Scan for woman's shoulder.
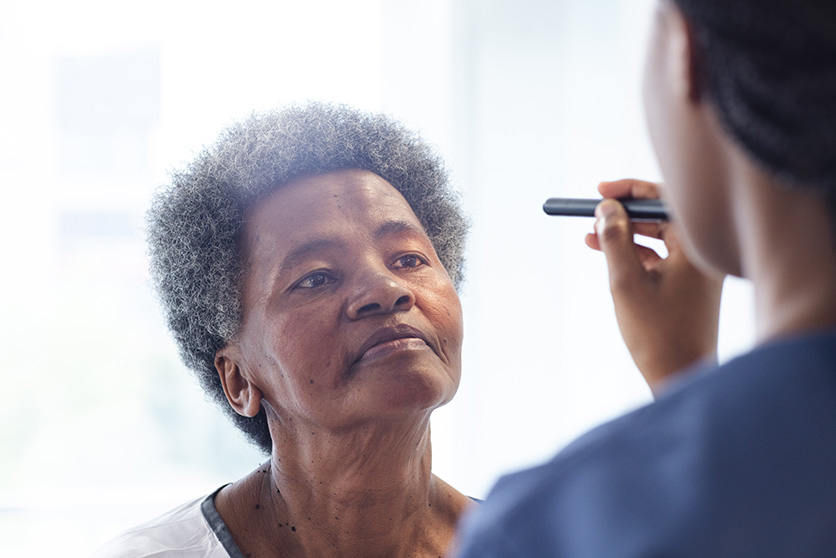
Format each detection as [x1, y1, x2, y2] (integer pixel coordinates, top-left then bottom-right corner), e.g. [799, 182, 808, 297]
[90, 488, 232, 558]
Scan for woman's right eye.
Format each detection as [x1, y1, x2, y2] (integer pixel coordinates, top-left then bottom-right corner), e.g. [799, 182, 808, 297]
[294, 271, 336, 289]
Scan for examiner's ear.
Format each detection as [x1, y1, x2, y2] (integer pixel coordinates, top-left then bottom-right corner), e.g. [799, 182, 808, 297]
[665, 0, 705, 103]
[215, 347, 262, 418]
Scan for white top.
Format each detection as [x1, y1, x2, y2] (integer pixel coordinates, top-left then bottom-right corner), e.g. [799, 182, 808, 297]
[92, 487, 244, 558]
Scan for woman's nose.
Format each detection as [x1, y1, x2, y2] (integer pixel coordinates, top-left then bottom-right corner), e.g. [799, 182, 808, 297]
[345, 272, 415, 319]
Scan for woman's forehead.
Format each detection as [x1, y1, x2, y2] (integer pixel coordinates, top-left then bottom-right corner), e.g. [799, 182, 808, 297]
[243, 169, 426, 255]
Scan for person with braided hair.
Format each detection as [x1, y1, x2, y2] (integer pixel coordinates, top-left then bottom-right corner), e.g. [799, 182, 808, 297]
[456, 0, 836, 556]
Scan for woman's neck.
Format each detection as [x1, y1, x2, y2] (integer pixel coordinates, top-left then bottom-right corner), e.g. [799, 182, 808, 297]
[216, 417, 470, 557]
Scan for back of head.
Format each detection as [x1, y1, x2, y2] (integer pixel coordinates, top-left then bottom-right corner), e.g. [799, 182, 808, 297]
[672, 0, 836, 196]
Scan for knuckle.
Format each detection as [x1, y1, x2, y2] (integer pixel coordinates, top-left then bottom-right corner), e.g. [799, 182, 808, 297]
[600, 218, 631, 244]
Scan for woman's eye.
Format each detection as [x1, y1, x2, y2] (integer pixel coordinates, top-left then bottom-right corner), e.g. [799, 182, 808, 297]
[393, 254, 426, 269]
[295, 271, 336, 289]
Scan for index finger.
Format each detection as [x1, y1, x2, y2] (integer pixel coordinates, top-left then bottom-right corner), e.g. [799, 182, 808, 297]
[598, 179, 661, 200]
[633, 221, 667, 240]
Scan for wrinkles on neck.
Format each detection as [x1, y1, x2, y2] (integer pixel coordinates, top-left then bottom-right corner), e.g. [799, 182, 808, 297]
[216, 413, 471, 558]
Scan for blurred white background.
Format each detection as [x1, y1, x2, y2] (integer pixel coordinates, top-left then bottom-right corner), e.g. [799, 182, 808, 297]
[0, 0, 755, 555]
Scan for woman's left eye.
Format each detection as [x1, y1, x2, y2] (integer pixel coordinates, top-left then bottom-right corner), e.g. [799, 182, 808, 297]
[295, 271, 336, 289]
[393, 254, 426, 269]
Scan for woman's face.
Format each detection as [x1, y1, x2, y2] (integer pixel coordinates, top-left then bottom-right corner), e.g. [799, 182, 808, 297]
[224, 169, 463, 431]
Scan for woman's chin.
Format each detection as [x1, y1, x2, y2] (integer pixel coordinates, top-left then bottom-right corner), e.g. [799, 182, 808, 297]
[343, 370, 458, 423]
[268, 358, 461, 432]
[376, 375, 456, 412]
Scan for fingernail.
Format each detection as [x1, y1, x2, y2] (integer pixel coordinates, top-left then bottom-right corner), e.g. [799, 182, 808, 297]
[595, 199, 619, 219]
[594, 200, 620, 236]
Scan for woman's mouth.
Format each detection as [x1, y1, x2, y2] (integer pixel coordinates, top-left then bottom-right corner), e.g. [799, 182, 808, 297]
[359, 337, 430, 362]
[354, 325, 435, 365]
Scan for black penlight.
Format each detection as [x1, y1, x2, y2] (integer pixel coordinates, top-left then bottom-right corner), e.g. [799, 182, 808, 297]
[543, 198, 669, 221]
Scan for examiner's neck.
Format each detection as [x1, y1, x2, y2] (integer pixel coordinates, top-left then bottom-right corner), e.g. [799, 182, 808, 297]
[736, 169, 836, 343]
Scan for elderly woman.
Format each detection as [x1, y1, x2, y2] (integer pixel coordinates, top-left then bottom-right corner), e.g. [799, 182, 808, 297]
[94, 103, 472, 557]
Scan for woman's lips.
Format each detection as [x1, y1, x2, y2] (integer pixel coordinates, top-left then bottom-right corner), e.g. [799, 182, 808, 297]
[353, 325, 435, 367]
[359, 337, 430, 362]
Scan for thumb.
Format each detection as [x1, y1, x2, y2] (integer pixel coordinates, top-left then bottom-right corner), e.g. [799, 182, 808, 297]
[595, 199, 645, 293]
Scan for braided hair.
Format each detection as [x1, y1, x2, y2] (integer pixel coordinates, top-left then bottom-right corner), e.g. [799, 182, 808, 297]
[671, 0, 836, 202]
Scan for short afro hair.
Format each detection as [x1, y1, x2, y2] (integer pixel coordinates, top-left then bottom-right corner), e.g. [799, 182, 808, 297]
[147, 103, 468, 454]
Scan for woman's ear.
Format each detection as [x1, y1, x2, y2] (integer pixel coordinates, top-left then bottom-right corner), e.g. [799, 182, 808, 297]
[215, 346, 262, 418]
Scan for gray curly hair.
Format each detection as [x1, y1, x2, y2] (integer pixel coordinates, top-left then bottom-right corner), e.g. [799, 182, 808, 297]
[147, 103, 468, 454]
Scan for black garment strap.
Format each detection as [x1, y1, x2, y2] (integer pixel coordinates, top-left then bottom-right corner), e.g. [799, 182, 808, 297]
[200, 485, 248, 558]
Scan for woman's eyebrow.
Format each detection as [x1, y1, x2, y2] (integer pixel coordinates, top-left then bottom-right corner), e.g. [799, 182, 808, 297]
[274, 222, 425, 277]
[277, 238, 342, 275]
[374, 220, 425, 240]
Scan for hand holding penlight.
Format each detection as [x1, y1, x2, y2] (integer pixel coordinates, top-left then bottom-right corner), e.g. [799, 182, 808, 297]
[543, 197, 669, 221]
